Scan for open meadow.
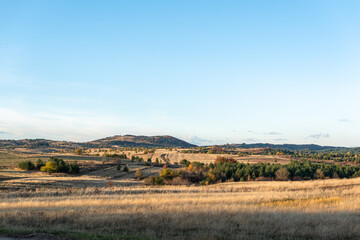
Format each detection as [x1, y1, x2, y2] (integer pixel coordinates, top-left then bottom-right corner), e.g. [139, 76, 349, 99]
[2, 178, 360, 239]
[2, 0, 359, 239]
[2, 147, 360, 239]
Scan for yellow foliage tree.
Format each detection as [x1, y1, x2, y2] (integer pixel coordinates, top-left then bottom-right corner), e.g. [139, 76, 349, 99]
[40, 161, 58, 173]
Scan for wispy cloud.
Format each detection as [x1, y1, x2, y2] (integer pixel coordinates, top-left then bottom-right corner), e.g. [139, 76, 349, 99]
[273, 138, 288, 141]
[308, 133, 330, 139]
[0, 131, 10, 134]
[243, 138, 260, 143]
[265, 132, 282, 135]
[184, 135, 213, 146]
[339, 118, 351, 123]
[247, 130, 282, 135]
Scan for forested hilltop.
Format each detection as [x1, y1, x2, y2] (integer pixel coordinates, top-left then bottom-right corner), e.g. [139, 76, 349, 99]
[0, 136, 357, 153]
[0, 135, 196, 149]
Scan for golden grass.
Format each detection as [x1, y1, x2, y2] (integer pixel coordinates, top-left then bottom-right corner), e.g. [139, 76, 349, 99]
[127, 149, 290, 164]
[260, 196, 342, 208]
[2, 178, 360, 239]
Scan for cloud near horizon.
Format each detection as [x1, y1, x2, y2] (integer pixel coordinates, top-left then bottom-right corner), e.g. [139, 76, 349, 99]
[265, 132, 282, 135]
[308, 133, 330, 139]
[184, 136, 213, 146]
[242, 138, 260, 143]
[273, 138, 288, 141]
[339, 119, 351, 123]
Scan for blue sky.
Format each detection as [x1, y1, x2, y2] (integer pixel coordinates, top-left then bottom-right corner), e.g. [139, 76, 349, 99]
[1, 0, 360, 146]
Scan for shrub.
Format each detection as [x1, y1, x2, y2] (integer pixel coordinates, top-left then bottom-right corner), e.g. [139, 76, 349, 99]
[75, 148, 83, 155]
[314, 169, 325, 179]
[116, 163, 121, 170]
[41, 161, 59, 173]
[153, 176, 164, 185]
[143, 176, 164, 185]
[123, 166, 129, 172]
[188, 161, 204, 171]
[276, 168, 290, 181]
[18, 161, 35, 170]
[180, 170, 204, 183]
[135, 169, 144, 180]
[40, 157, 79, 174]
[69, 161, 80, 174]
[180, 159, 191, 167]
[215, 156, 237, 164]
[144, 176, 154, 185]
[35, 159, 45, 170]
[164, 177, 192, 185]
[159, 168, 178, 180]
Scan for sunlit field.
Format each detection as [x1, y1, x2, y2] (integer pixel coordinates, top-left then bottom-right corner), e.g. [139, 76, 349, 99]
[2, 0, 360, 239]
[2, 147, 360, 239]
[2, 178, 360, 239]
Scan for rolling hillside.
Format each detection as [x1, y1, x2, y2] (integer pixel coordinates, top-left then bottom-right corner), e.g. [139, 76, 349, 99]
[0, 135, 197, 149]
[84, 135, 197, 148]
[0, 135, 354, 151]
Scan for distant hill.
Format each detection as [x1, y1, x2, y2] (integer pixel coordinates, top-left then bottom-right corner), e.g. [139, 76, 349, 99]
[0, 136, 353, 151]
[217, 143, 346, 151]
[0, 139, 77, 149]
[84, 135, 197, 148]
[0, 135, 197, 149]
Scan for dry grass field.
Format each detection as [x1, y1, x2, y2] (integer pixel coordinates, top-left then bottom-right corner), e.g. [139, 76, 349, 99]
[127, 148, 291, 164]
[2, 148, 360, 239]
[2, 178, 360, 239]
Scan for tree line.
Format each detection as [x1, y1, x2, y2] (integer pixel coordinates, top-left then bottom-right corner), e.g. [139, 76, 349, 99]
[18, 157, 80, 174]
[145, 157, 360, 185]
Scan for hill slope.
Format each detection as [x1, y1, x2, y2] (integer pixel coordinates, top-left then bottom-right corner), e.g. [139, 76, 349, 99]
[0, 136, 353, 151]
[84, 135, 197, 148]
[0, 135, 197, 149]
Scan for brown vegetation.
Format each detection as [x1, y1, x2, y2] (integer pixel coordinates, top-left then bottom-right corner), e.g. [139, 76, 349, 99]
[1, 179, 360, 239]
[2, 147, 360, 239]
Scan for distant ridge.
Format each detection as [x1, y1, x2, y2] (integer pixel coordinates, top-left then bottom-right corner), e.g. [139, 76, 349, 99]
[84, 135, 197, 148]
[216, 143, 346, 151]
[0, 135, 197, 149]
[0, 136, 354, 151]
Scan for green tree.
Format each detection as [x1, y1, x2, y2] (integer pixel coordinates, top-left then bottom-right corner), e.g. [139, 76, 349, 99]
[35, 159, 45, 170]
[18, 161, 35, 170]
[69, 161, 80, 173]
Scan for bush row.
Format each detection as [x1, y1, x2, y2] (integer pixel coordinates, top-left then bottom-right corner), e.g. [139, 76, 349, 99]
[145, 157, 360, 185]
[18, 157, 80, 174]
